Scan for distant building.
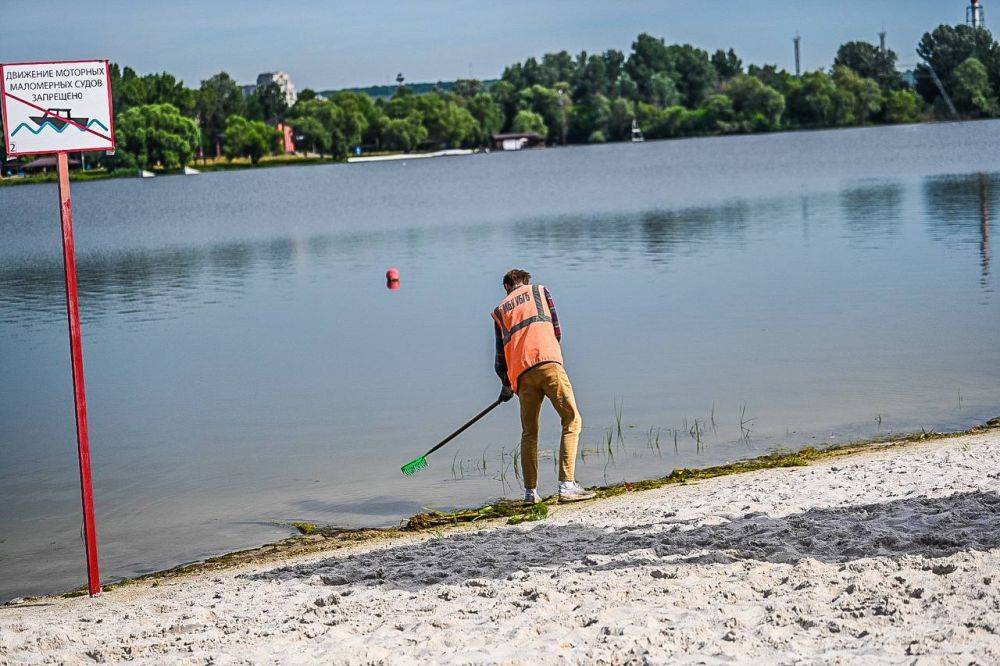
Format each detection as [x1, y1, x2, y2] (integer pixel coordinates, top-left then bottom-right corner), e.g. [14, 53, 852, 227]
[258, 72, 297, 107]
[491, 132, 545, 151]
[240, 71, 298, 107]
[275, 122, 296, 154]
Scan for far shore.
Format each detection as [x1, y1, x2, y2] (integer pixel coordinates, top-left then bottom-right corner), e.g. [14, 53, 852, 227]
[2, 117, 994, 188]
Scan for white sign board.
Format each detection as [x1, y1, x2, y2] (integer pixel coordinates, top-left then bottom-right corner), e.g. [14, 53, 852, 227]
[1, 59, 115, 157]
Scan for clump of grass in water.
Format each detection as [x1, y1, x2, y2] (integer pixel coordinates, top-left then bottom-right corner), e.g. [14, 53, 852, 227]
[646, 426, 662, 456]
[497, 447, 510, 492]
[739, 402, 755, 448]
[689, 419, 703, 452]
[614, 397, 625, 450]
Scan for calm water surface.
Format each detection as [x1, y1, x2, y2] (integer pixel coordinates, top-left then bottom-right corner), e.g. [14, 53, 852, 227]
[1, 121, 998, 600]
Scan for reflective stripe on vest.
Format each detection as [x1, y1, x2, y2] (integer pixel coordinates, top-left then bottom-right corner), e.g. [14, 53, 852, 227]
[492, 284, 563, 392]
[494, 285, 551, 346]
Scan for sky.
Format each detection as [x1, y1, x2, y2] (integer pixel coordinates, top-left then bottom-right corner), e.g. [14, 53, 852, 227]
[1, 1, 989, 91]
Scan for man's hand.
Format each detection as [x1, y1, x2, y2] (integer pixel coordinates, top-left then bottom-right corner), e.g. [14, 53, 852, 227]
[499, 385, 515, 403]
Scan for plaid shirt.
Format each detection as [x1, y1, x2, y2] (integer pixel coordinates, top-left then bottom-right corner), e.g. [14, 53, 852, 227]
[494, 286, 560, 387]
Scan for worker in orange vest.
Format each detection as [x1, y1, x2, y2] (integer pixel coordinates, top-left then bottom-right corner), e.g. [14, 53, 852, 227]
[492, 269, 595, 503]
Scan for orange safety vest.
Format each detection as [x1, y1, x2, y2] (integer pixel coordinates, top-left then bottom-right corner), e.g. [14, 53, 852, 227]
[492, 284, 563, 393]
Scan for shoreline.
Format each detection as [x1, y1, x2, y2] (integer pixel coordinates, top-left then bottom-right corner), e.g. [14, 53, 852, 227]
[2, 117, 992, 189]
[14, 416, 998, 604]
[3, 418, 999, 662]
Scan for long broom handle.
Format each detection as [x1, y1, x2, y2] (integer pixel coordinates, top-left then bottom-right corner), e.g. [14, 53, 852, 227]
[421, 398, 503, 458]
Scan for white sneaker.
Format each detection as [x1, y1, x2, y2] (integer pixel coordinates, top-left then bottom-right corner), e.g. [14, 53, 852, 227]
[558, 481, 595, 502]
[524, 489, 542, 504]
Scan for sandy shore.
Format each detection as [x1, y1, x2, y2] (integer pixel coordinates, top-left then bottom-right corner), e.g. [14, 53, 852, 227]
[2, 430, 1000, 664]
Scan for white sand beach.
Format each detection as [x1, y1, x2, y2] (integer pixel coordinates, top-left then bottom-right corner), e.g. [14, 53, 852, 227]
[2, 429, 1000, 664]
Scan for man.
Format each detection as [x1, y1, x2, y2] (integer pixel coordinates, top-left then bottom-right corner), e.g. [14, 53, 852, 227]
[492, 269, 595, 503]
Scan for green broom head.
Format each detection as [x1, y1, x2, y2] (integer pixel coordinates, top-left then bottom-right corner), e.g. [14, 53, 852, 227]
[401, 455, 428, 476]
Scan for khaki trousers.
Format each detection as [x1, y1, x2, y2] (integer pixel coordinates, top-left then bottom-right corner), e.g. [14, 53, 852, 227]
[518, 362, 582, 488]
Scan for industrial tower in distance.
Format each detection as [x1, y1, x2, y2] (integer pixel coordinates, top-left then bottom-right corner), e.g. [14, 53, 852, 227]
[968, 0, 985, 28]
[793, 33, 801, 76]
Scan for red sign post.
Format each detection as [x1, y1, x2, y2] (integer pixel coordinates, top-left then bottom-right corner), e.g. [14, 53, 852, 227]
[2, 60, 116, 597]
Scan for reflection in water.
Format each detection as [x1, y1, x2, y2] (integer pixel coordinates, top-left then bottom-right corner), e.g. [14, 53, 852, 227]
[980, 173, 992, 287]
[840, 181, 904, 245]
[923, 172, 998, 292]
[0, 200, 780, 323]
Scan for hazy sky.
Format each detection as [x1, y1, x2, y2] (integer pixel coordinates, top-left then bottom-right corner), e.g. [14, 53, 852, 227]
[2, 1, 987, 90]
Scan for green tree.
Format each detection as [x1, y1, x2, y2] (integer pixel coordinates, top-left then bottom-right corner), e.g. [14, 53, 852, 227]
[625, 36, 716, 107]
[330, 91, 382, 146]
[518, 84, 569, 143]
[723, 75, 785, 130]
[110, 65, 196, 117]
[834, 41, 904, 89]
[196, 72, 245, 157]
[287, 97, 368, 157]
[381, 113, 428, 152]
[649, 72, 682, 107]
[452, 79, 484, 98]
[113, 103, 200, 170]
[952, 56, 998, 116]
[664, 43, 718, 107]
[287, 115, 330, 155]
[511, 109, 548, 136]
[711, 48, 743, 80]
[607, 98, 636, 141]
[645, 105, 699, 139]
[246, 82, 288, 123]
[223, 115, 280, 165]
[700, 94, 736, 132]
[881, 89, 923, 123]
[297, 89, 319, 103]
[573, 52, 610, 99]
[748, 64, 795, 94]
[489, 80, 520, 131]
[466, 92, 504, 145]
[385, 91, 475, 146]
[0, 117, 7, 166]
[569, 93, 611, 143]
[625, 33, 674, 103]
[785, 71, 838, 127]
[915, 24, 1000, 105]
[832, 66, 883, 125]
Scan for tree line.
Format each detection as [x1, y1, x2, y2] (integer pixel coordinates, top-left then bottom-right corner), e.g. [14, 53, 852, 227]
[3, 23, 1000, 171]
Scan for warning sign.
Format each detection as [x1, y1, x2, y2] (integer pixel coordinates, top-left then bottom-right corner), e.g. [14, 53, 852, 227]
[1, 59, 115, 157]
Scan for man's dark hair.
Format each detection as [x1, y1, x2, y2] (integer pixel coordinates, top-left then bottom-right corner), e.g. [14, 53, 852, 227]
[503, 269, 531, 288]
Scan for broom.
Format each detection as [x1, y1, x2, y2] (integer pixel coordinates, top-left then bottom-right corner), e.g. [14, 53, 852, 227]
[401, 398, 503, 475]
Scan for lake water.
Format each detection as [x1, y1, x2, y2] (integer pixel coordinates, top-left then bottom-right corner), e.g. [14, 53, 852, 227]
[1, 121, 999, 601]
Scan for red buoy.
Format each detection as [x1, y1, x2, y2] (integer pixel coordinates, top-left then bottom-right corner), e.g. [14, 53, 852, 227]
[386, 267, 400, 282]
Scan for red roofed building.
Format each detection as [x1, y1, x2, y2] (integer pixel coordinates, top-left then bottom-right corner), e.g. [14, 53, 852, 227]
[276, 123, 296, 154]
